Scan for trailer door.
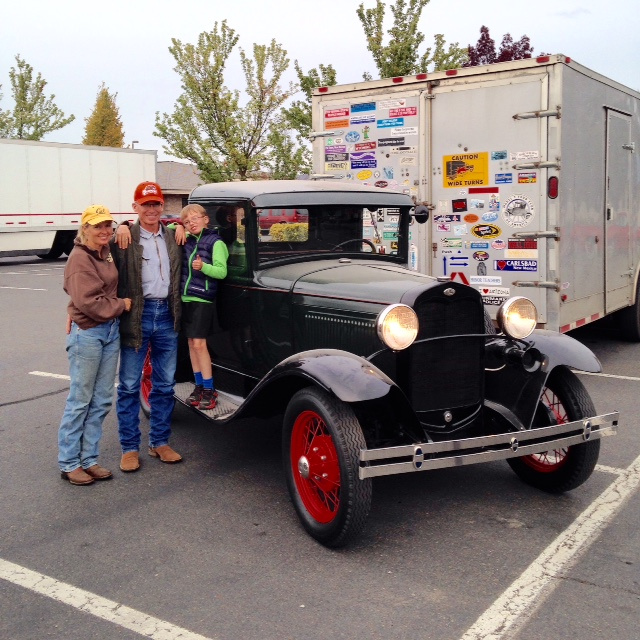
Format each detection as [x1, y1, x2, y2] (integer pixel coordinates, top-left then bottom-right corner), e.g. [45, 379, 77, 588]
[604, 109, 633, 313]
[428, 73, 548, 321]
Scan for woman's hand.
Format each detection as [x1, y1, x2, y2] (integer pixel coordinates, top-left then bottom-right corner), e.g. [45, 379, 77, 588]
[65, 315, 72, 334]
[123, 298, 132, 312]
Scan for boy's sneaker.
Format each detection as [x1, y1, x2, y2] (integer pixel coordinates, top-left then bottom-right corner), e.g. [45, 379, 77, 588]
[199, 389, 217, 410]
[187, 385, 204, 406]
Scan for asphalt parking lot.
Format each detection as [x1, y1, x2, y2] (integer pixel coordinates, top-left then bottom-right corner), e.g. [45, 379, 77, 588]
[1, 256, 638, 640]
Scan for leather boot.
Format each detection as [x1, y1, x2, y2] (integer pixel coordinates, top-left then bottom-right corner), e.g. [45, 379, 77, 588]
[61, 468, 94, 485]
[84, 464, 113, 480]
[120, 451, 140, 472]
[148, 445, 183, 463]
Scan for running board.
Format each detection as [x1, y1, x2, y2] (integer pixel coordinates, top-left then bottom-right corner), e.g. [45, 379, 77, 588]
[174, 382, 241, 421]
[359, 411, 619, 479]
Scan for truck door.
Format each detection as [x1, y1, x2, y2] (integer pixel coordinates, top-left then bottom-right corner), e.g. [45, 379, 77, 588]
[427, 73, 548, 322]
[604, 109, 633, 312]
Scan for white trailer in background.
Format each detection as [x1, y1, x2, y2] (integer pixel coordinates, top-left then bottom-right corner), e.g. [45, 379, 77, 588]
[0, 139, 156, 259]
[311, 55, 640, 339]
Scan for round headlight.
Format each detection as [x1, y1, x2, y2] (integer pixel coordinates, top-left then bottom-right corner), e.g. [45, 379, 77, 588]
[497, 296, 538, 339]
[376, 304, 419, 350]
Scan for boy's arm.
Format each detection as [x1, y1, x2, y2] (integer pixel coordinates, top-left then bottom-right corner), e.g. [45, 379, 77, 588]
[200, 241, 229, 280]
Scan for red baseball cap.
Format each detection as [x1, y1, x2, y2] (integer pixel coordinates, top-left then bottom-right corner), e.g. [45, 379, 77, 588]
[134, 181, 164, 204]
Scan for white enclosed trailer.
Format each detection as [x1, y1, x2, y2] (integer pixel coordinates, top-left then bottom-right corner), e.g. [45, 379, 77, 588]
[312, 55, 640, 339]
[0, 139, 156, 259]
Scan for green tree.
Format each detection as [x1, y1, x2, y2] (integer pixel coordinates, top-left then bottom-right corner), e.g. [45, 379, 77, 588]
[155, 21, 296, 181]
[280, 62, 338, 173]
[5, 55, 74, 140]
[356, 0, 466, 80]
[83, 83, 125, 147]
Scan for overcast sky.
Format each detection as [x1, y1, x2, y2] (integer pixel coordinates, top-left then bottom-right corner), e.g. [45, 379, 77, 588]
[2, 0, 638, 161]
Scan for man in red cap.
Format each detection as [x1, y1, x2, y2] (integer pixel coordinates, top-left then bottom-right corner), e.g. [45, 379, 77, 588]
[110, 182, 184, 472]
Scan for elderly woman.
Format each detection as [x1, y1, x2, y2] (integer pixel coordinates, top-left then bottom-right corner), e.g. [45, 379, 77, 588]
[58, 205, 132, 485]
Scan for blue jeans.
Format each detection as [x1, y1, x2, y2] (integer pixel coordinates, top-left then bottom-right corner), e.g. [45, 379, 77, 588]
[58, 319, 120, 472]
[117, 299, 178, 452]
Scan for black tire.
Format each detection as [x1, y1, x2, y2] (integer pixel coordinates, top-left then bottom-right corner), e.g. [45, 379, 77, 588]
[617, 278, 640, 341]
[62, 232, 76, 256]
[507, 366, 600, 493]
[37, 231, 70, 260]
[283, 387, 372, 547]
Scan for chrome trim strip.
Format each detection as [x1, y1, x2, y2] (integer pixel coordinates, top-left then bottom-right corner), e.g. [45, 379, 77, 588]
[358, 412, 618, 479]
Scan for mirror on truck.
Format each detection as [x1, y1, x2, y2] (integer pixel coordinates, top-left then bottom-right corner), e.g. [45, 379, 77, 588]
[412, 205, 430, 224]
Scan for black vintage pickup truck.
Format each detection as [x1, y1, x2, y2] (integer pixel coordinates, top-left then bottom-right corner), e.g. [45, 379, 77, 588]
[141, 180, 618, 547]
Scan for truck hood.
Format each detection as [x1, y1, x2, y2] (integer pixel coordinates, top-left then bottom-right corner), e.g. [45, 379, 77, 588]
[257, 259, 436, 305]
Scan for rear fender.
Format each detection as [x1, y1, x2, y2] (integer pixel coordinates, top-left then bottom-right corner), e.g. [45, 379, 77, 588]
[485, 330, 601, 430]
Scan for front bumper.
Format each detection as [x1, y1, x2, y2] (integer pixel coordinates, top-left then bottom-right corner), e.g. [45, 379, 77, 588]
[359, 411, 618, 479]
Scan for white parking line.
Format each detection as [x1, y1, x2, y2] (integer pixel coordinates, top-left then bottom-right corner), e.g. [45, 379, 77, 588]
[0, 286, 47, 291]
[460, 453, 640, 640]
[0, 559, 216, 640]
[29, 371, 70, 380]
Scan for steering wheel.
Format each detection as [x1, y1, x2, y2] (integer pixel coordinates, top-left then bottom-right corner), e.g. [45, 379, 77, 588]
[332, 239, 377, 253]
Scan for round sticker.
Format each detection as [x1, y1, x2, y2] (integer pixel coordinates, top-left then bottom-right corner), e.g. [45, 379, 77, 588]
[345, 131, 360, 143]
[357, 169, 373, 180]
[464, 214, 479, 223]
[503, 195, 534, 228]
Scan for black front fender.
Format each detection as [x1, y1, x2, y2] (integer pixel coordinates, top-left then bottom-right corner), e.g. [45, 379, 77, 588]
[239, 349, 423, 443]
[273, 349, 396, 402]
[486, 330, 601, 430]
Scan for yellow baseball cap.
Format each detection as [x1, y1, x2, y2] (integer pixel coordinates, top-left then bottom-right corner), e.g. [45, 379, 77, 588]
[82, 205, 114, 226]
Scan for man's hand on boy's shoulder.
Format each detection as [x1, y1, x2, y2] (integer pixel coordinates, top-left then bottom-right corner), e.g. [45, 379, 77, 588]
[174, 224, 186, 245]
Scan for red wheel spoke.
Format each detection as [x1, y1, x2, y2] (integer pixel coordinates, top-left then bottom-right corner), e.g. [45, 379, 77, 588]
[291, 410, 342, 524]
[523, 387, 569, 472]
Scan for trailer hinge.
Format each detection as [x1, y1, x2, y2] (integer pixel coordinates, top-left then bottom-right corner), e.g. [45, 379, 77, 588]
[513, 280, 561, 292]
[512, 229, 560, 240]
[308, 173, 344, 180]
[622, 142, 635, 152]
[309, 130, 344, 140]
[512, 160, 561, 171]
[513, 106, 561, 120]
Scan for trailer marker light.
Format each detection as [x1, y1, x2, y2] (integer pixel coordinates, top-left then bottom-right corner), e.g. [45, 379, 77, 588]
[392, 76, 404, 83]
[565, 57, 571, 63]
[445, 69, 458, 76]
[536, 56, 550, 63]
[548, 176, 559, 199]
[415, 73, 428, 80]
[318, 86, 328, 93]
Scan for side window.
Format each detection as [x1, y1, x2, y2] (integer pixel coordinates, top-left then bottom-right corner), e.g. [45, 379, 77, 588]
[205, 205, 247, 277]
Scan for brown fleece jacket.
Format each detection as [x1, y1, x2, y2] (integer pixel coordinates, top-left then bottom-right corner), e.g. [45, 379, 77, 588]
[64, 237, 127, 329]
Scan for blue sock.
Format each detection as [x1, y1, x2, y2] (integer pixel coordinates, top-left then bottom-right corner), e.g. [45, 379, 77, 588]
[194, 372, 203, 386]
[203, 378, 213, 390]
